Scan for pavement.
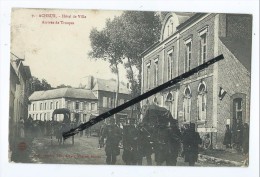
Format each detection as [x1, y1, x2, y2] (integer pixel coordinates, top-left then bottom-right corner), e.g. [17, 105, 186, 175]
[10, 135, 245, 167]
[198, 148, 247, 167]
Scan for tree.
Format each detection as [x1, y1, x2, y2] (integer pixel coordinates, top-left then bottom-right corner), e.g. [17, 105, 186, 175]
[56, 84, 72, 88]
[120, 11, 161, 116]
[89, 17, 124, 113]
[29, 76, 52, 95]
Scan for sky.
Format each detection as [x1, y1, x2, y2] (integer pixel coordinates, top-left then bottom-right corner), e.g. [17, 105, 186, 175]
[11, 8, 127, 87]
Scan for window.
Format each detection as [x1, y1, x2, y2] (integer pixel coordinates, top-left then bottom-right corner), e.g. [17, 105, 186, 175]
[44, 103, 47, 110]
[165, 93, 173, 114]
[56, 101, 59, 109]
[183, 86, 191, 122]
[153, 97, 158, 105]
[84, 102, 88, 110]
[119, 99, 124, 105]
[40, 103, 43, 110]
[44, 113, 47, 121]
[146, 61, 151, 89]
[167, 19, 174, 36]
[36, 114, 38, 120]
[110, 98, 114, 108]
[167, 49, 174, 80]
[33, 104, 35, 111]
[200, 33, 207, 64]
[107, 97, 111, 108]
[66, 101, 70, 109]
[75, 102, 79, 110]
[171, 21, 174, 35]
[91, 103, 96, 110]
[50, 102, 53, 110]
[197, 82, 207, 121]
[233, 98, 243, 121]
[83, 114, 87, 122]
[185, 42, 192, 72]
[154, 58, 158, 86]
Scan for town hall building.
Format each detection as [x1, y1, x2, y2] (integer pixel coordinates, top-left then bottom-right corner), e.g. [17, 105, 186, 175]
[141, 13, 252, 148]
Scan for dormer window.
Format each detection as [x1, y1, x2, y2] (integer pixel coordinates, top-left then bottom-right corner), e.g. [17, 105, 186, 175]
[162, 15, 178, 40]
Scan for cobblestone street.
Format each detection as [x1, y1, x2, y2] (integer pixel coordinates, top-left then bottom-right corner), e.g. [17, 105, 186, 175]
[12, 134, 239, 167]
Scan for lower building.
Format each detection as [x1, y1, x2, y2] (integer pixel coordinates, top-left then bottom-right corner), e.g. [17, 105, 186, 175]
[80, 76, 138, 125]
[28, 88, 98, 123]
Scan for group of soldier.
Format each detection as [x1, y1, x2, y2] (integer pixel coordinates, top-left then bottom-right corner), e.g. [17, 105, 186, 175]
[223, 119, 249, 155]
[98, 118, 202, 166]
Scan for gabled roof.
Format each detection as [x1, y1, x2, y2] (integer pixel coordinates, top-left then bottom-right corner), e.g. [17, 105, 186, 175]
[220, 37, 251, 72]
[92, 78, 131, 94]
[141, 12, 204, 57]
[29, 88, 97, 101]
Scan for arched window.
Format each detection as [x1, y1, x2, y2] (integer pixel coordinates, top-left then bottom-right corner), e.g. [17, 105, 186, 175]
[197, 82, 207, 121]
[183, 86, 191, 122]
[165, 92, 174, 114]
[153, 97, 158, 105]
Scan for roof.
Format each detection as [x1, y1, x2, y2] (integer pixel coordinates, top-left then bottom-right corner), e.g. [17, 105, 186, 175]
[141, 13, 205, 57]
[176, 13, 206, 30]
[220, 37, 251, 72]
[29, 88, 97, 101]
[92, 78, 131, 94]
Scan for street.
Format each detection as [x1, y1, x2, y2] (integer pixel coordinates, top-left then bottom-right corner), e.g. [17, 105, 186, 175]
[12, 134, 237, 167]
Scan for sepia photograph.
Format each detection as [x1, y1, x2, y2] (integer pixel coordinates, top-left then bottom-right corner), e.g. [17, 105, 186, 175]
[8, 8, 254, 168]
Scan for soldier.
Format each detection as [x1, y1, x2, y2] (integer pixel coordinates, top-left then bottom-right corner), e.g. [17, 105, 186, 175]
[183, 123, 202, 166]
[100, 118, 122, 165]
[19, 117, 25, 138]
[25, 115, 33, 138]
[138, 123, 153, 165]
[223, 125, 232, 148]
[122, 119, 142, 165]
[98, 122, 106, 149]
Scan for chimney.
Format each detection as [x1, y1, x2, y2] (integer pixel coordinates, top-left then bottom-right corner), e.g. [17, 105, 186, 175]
[85, 75, 94, 90]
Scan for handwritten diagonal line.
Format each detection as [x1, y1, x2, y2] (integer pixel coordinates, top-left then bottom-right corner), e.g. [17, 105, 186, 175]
[63, 54, 224, 139]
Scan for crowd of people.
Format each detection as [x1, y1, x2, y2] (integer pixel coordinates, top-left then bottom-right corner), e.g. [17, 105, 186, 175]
[99, 118, 203, 166]
[18, 114, 249, 166]
[223, 119, 249, 155]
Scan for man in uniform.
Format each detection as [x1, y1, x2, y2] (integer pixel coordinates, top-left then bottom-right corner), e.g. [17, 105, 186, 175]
[122, 118, 142, 165]
[183, 123, 202, 166]
[100, 118, 122, 165]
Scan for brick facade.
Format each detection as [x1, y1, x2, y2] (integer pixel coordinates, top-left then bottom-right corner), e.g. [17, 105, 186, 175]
[141, 13, 251, 149]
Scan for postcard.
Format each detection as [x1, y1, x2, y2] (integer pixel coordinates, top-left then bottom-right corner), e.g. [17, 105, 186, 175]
[9, 8, 254, 168]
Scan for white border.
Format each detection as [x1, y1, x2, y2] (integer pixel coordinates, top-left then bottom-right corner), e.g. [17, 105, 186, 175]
[0, 1, 259, 177]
